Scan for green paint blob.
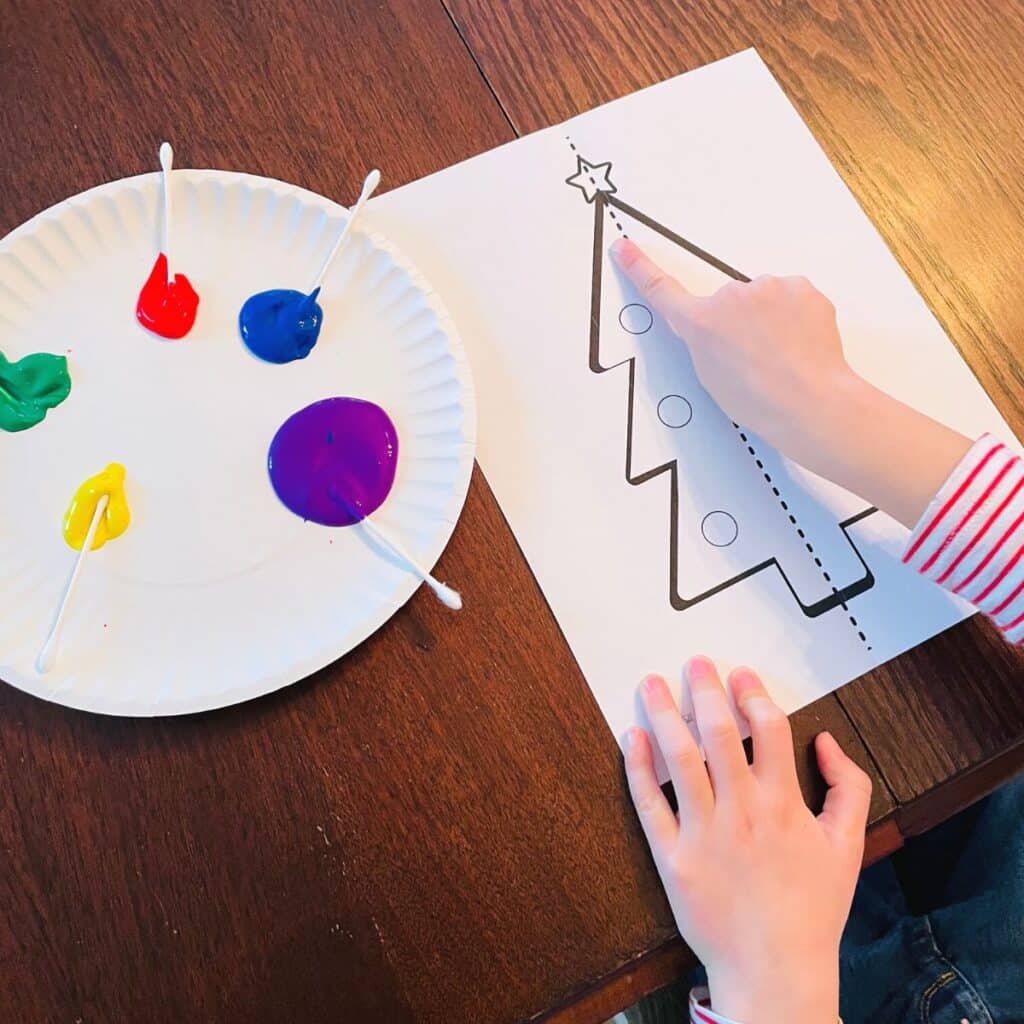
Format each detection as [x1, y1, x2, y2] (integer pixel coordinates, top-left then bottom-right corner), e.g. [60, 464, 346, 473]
[0, 349, 72, 432]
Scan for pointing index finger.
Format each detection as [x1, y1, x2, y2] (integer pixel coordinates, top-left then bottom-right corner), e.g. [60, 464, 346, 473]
[610, 238, 697, 329]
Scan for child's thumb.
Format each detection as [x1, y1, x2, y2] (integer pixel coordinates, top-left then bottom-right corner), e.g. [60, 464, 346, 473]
[815, 731, 872, 846]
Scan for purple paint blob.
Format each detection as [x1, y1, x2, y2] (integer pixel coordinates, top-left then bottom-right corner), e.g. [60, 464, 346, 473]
[268, 397, 399, 526]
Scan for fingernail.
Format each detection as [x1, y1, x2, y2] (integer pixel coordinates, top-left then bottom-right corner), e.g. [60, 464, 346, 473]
[641, 673, 662, 695]
[730, 667, 762, 700]
[686, 655, 715, 685]
[625, 726, 643, 751]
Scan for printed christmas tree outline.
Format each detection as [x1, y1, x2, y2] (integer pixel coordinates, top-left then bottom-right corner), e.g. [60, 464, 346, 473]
[567, 152, 878, 618]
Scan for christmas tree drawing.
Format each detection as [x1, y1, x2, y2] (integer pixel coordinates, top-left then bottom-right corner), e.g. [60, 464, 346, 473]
[566, 150, 877, 624]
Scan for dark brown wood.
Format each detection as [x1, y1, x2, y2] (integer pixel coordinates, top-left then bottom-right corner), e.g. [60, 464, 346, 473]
[533, 942, 696, 1024]
[839, 617, 1024, 802]
[896, 735, 1024, 837]
[862, 816, 904, 866]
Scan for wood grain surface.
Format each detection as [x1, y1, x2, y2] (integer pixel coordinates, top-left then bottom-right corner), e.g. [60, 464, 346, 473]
[0, 1, 1020, 1022]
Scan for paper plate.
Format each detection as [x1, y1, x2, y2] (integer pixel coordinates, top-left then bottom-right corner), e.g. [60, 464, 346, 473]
[0, 170, 476, 715]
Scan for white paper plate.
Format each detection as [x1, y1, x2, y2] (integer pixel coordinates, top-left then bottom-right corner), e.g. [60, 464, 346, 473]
[0, 170, 476, 715]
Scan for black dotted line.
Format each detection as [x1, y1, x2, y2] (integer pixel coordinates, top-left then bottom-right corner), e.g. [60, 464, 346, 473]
[565, 136, 626, 236]
[735, 426, 871, 650]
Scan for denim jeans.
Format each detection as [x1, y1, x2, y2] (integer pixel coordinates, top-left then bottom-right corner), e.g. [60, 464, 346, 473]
[840, 775, 1024, 1024]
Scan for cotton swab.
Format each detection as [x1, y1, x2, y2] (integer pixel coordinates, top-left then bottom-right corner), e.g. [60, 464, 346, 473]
[268, 398, 452, 604]
[36, 495, 109, 674]
[326, 484, 461, 609]
[159, 141, 175, 280]
[238, 168, 382, 364]
[354, 513, 462, 610]
[137, 141, 199, 339]
[310, 168, 382, 290]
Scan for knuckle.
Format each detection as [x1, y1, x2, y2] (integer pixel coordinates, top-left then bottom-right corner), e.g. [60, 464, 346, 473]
[666, 738, 700, 771]
[756, 702, 791, 734]
[726, 805, 756, 841]
[751, 274, 780, 293]
[684, 300, 712, 330]
[842, 756, 872, 791]
[854, 766, 873, 796]
[765, 790, 798, 823]
[667, 853, 697, 889]
[839, 770, 872, 806]
[791, 275, 834, 311]
[703, 718, 736, 747]
[642, 270, 671, 297]
[633, 789, 663, 818]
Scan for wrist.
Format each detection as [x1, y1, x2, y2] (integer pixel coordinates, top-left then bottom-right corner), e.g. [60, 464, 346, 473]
[706, 956, 839, 1024]
[804, 370, 883, 481]
[799, 372, 971, 529]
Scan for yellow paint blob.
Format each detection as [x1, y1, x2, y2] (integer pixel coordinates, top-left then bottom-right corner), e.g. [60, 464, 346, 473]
[62, 463, 131, 551]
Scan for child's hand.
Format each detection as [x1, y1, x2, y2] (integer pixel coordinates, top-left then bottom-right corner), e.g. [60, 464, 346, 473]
[625, 657, 871, 1024]
[611, 237, 852, 475]
[610, 238, 972, 529]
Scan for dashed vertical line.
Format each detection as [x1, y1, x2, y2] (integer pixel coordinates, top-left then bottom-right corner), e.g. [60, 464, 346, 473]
[737, 427, 871, 650]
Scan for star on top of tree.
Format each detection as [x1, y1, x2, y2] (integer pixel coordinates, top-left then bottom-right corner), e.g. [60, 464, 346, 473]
[565, 155, 617, 203]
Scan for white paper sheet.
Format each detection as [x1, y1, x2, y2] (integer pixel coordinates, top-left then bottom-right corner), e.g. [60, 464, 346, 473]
[369, 49, 1018, 767]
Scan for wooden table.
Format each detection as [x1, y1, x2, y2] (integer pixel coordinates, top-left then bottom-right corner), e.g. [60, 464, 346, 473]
[2, 2, 1023, 1021]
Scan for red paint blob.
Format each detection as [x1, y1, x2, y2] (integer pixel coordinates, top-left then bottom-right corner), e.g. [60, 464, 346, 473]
[136, 253, 199, 339]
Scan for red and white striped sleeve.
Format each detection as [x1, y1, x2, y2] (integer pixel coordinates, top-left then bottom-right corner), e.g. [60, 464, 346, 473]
[688, 987, 841, 1024]
[902, 433, 1024, 643]
[689, 987, 741, 1024]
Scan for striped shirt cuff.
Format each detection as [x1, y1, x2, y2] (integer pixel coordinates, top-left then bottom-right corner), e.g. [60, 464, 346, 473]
[903, 433, 1024, 643]
[689, 987, 842, 1023]
[689, 986, 739, 1023]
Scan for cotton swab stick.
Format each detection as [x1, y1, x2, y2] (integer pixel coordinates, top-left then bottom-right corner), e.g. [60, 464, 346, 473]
[159, 141, 175, 280]
[327, 485, 461, 609]
[137, 143, 198, 339]
[355, 513, 462, 609]
[310, 169, 381, 290]
[36, 494, 109, 674]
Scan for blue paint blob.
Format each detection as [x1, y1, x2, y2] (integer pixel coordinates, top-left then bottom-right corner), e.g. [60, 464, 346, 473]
[268, 397, 399, 527]
[239, 287, 323, 364]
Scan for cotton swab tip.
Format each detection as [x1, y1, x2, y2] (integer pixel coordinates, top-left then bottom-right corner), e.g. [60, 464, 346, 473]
[309, 167, 383, 290]
[35, 646, 56, 675]
[159, 141, 173, 170]
[430, 580, 463, 610]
